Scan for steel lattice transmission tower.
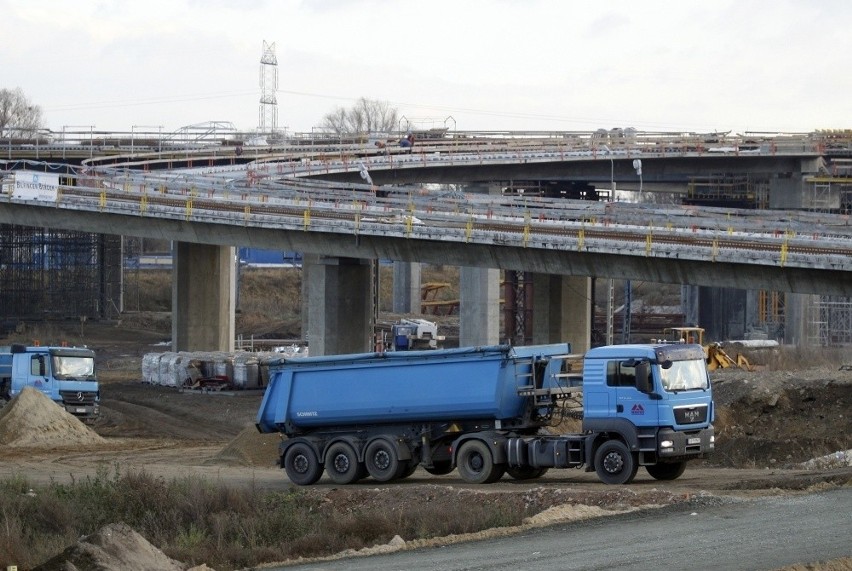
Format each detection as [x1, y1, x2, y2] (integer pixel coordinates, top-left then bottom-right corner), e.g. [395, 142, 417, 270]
[258, 40, 278, 134]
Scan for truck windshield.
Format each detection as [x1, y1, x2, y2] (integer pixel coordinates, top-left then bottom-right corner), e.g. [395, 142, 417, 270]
[51, 356, 95, 380]
[658, 358, 708, 392]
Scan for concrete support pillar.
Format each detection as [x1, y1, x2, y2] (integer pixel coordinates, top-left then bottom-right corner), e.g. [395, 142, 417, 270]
[392, 261, 421, 314]
[785, 293, 814, 347]
[172, 242, 235, 352]
[681, 284, 700, 327]
[532, 274, 591, 353]
[459, 266, 500, 347]
[304, 255, 373, 356]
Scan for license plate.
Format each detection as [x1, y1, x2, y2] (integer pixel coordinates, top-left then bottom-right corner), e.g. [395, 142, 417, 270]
[76, 407, 87, 413]
[687, 437, 701, 445]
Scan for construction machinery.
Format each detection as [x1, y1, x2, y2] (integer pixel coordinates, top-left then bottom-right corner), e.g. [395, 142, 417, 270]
[662, 327, 753, 371]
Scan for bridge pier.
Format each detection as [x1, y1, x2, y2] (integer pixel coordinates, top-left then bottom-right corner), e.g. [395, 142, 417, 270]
[172, 242, 235, 352]
[460, 266, 500, 346]
[392, 261, 421, 314]
[302, 254, 374, 356]
[532, 274, 592, 353]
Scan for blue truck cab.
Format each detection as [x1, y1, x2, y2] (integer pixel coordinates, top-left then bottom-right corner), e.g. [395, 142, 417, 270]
[579, 343, 715, 482]
[0, 344, 100, 420]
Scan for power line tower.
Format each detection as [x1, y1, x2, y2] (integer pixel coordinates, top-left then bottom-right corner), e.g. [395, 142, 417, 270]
[258, 40, 278, 134]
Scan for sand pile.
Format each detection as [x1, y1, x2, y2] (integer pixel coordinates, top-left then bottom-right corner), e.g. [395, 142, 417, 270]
[208, 426, 281, 467]
[33, 522, 187, 571]
[0, 387, 105, 447]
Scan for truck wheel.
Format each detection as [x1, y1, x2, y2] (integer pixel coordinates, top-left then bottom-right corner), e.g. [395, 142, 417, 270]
[506, 466, 549, 480]
[456, 440, 505, 484]
[424, 461, 453, 476]
[646, 461, 687, 481]
[399, 460, 419, 479]
[324, 442, 364, 485]
[283, 442, 323, 486]
[365, 438, 401, 482]
[594, 440, 638, 485]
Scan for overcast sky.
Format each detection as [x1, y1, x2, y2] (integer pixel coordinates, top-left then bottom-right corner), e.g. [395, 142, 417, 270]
[3, 0, 850, 136]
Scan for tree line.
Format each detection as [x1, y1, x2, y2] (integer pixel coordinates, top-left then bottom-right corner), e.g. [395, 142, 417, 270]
[0, 87, 398, 136]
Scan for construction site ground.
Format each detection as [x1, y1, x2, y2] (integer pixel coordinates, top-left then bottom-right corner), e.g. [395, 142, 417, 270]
[1, 320, 851, 570]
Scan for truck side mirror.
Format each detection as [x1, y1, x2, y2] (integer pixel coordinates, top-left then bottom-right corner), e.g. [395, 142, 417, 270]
[37, 355, 46, 376]
[635, 361, 652, 393]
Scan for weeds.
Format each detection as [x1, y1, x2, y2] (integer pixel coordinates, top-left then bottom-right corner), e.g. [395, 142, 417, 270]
[0, 468, 530, 570]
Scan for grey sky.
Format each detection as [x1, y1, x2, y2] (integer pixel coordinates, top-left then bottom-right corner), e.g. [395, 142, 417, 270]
[3, 0, 849, 134]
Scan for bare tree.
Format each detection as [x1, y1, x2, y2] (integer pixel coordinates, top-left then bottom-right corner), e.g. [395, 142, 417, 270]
[320, 97, 399, 135]
[0, 88, 44, 138]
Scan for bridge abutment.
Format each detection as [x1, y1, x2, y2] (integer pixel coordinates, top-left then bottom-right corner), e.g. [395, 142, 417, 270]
[171, 242, 235, 352]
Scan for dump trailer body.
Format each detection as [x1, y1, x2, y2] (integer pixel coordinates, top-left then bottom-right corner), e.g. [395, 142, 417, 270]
[257, 343, 569, 434]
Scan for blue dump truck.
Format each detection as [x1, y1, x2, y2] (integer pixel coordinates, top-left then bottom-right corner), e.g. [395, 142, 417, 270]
[0, 344, 100, 419]
[256, 342, 714, 485]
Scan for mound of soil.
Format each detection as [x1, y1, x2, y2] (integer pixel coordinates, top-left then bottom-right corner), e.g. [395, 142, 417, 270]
[207, 425, 281, 467]
[710, 366, 852, 468]
[0, 387, 105, 447]
[32, 522, 184, 571]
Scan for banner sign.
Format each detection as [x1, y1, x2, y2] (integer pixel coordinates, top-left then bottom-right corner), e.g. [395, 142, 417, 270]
[12, 171, 60, 202]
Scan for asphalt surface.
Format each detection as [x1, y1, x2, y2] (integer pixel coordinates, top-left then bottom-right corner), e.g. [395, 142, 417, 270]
[277, 488, 852, 571]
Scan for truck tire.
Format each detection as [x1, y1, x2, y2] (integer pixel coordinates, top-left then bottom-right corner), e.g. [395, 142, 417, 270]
[324, 442, 365, 485]
[594, 440, 638, 485]
[399, 460, 419, 479]
[424, 461, 453, 476]
[283, 442, 323, 486]
[506, 466, 549, 481]
[456, 440, 505, 484]
[365, 438, 402, 482]
[646, 461, 687, 481]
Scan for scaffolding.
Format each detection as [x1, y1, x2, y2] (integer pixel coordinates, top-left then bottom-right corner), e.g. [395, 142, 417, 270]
[808, 296, 852, 347]
[0, 225, 123, 322]
[805, 159, 852, 214]
[685, 174, 769, 209]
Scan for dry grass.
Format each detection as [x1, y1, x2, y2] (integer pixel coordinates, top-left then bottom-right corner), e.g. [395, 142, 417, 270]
[0, 468, 526, 571]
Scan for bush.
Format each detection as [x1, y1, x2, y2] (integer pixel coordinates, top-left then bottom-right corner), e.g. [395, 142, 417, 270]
[0, 467, 530, 570]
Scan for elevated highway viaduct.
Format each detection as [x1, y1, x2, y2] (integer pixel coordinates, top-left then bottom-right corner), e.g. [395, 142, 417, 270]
[2, 154, 850, 354]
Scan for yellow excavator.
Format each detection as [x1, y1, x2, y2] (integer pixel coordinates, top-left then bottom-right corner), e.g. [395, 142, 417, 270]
[662, 327, 753, 371]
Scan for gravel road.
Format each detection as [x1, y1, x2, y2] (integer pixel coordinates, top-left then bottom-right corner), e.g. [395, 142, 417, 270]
[276, 488, 852, 571]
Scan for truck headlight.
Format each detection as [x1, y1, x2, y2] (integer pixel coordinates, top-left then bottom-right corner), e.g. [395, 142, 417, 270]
[661, 440, 673, 448]
[710, 435, 715, 443]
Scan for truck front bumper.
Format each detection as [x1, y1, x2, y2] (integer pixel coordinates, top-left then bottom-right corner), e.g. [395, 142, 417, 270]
[63, 403, 99, 418]
[658, 425, 714, 459]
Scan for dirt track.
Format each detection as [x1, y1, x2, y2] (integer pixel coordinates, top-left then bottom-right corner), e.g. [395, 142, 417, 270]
[1, 325, 848, 498]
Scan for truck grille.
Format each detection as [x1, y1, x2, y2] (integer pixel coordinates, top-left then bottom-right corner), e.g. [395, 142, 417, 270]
[59, 390, 98, 406]
[673, 404, 708, 425]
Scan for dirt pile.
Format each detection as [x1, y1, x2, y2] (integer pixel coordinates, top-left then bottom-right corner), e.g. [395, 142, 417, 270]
[0, 387, 105, 447]
[32, 522, 193, 571]
[710, 366, 852, 468]
[208, 425, 281, 467]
